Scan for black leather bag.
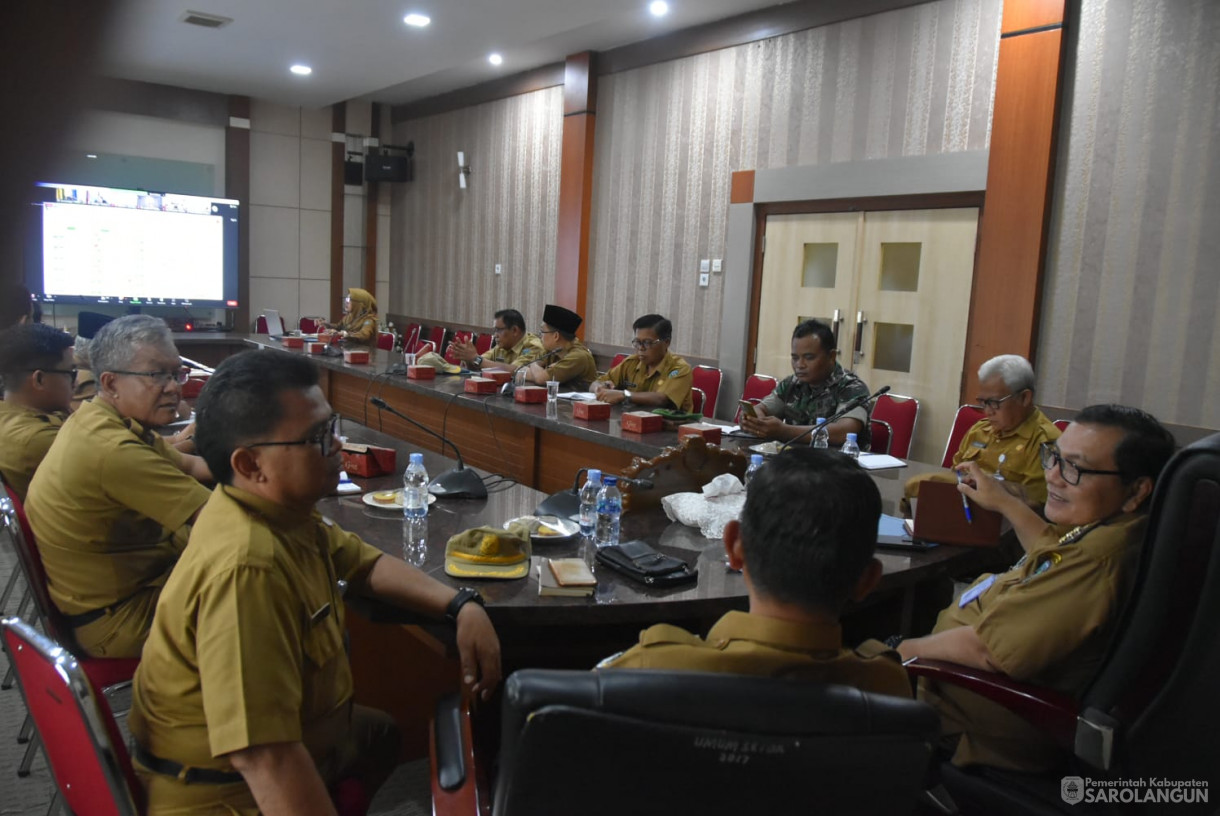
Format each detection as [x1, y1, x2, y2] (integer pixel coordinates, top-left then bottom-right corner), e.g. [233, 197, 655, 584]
[595, 539, 698, 587]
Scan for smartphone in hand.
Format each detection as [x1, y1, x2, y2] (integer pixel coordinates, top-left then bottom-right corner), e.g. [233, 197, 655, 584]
[738, 399, 758, 419]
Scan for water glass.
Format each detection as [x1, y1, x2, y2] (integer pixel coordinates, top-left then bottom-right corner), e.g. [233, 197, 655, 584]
[546, 380, 559, 402]
[403, 351, 417, 368]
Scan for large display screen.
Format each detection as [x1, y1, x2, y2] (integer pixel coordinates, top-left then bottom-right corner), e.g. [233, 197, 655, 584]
[25, 182, 240, 309]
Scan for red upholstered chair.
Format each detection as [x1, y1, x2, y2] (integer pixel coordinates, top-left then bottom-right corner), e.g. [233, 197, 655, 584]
[690, 387, 705, 416]
[445, 331, 474, 366]
[734, 374, 778, 423]
[299, 316, 323, 334]
[426, 326, 448, 356]
[1, 479, 140, 776]
[871, 393, 919, 460]
[1053, 419, 1070, 432]
[941, 405, 986, 468]
[181, 374, 209, 400]
[376, 330, 396, 351]
[400, 323, 422, 354]
[691, 365, 722, 418]
[430, 669, 940, 816]
[2, 617, 143, 816]
[415, 341, 435, 357]
[609, 352, 629, 371]
[474, 333, 493, 354]
[254, 314, 286, 335]
[869, 419, 893, 455]
[904, 432, 1220, 815]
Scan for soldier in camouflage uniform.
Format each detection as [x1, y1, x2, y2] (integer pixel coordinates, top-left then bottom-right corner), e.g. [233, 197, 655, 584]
[744, 319, 871, 448]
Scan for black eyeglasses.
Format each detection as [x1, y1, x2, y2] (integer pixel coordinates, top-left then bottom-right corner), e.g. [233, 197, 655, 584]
[631, 338, 662, 350]
[537, 327, 558, 336]
[26, 367, 78, 380]
[247, 414, 342, 457]
[1039, 443, 1122, 486]
[109, 367, 190, 387]
[491, 325, 510, 335]
[977, 391, 1022, 411]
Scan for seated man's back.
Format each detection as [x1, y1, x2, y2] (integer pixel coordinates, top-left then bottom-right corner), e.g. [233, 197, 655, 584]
[601, 448, 910, 700]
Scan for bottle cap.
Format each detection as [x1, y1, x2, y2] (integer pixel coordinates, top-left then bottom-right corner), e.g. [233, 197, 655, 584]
[588, 468, 602, 483]
[603, 475, 618, 486]
[410, 452, 423, 464]
[846, 433, 857, 442]
[750, 454, 763, 465]
[816, 417, 826, 426]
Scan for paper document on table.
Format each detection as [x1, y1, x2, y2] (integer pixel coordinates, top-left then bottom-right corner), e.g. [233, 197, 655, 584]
[857, 453, 907, 470]
[557, 392, 598, 401]
[877, 514, 908, 538]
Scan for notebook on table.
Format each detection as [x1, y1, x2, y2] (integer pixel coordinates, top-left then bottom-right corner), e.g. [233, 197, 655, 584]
[908, 480, 1002, 547]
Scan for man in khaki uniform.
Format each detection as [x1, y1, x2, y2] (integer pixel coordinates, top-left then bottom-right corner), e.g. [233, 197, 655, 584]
[523, 303, 598, 391]
[26, 315, 212, 658]
[450, 308, 545, 372]
[602, 448, 910, 699]
[0, 323, 75, 501]
[129, 350, 502, 815]
[905, 354, 1060, 507]
[898, 405, 1174, 771]
[592, 314, 694, 412]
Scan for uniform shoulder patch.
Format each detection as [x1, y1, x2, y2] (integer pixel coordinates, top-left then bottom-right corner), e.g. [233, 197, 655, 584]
[669, 368, 681, 378]
[638, 623, 703, 647]
[854, 638, 901, 662]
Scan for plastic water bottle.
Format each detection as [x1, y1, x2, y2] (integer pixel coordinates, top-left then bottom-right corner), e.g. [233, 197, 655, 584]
[841, 432, 860, 460]
[812, 418, 830, 449]
[403, 517, 427, 567]
[579, 469, 603, 537]
[744, 454, 764, 488]
[595, 476, 622, 549]
[403, 453, 429, 519]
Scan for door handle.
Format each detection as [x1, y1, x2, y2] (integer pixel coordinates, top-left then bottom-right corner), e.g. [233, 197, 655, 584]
[854, 310, 867, 365]
[831, 308, 842, 348]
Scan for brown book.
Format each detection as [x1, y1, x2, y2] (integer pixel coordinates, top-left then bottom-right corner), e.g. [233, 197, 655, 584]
[548, 558, 597, 587]
[538, 560, 595, 597]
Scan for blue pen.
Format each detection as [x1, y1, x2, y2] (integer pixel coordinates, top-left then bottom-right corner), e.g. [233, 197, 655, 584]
[955, 471, 974, 524]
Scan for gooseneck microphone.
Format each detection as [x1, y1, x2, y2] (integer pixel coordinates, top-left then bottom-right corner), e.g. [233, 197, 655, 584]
[368, 397, 488, 499]
[780, 385, 891, 450]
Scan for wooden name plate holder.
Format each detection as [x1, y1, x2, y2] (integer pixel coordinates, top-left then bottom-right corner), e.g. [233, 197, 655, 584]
[620, 436, 749, 513]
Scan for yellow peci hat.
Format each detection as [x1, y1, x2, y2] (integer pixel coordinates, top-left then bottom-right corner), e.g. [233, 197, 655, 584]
[444, 522, 532, 580]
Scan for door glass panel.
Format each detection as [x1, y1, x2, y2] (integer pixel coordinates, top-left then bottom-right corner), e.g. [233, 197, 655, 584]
[873, 322, 914, 372]
[879, 242, 921, 291]
[801, 243, 838, 288]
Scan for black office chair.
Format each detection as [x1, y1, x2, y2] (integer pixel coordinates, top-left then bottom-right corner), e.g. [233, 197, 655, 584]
[431, 668, 940, 816]
[907, 432, 1220, 815]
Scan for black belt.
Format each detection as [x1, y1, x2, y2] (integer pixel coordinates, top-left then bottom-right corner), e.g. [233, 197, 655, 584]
[63, 605, 115, 628]
[133, 744, 245, 785]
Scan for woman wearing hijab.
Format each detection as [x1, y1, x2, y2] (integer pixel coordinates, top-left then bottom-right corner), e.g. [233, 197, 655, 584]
[322, 287, 379, 344]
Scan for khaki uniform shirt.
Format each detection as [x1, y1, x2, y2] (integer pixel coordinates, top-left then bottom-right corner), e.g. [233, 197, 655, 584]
[920, 513, 1147, 771]
[0, 400, 65, 502]
[25, 399, 211, 658]
[129, 485, 384, 814]
[602, 610, 911, 698]
[605, 350, 694, 412]
[338, 313, 378, 344]
[541, 340, 598, 391]
[481, 332, 545, 368]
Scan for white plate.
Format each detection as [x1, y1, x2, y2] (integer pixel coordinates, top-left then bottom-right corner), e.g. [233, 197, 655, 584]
[749, 441, 783, 456]
[504, 515, 581, 542]
[361, 490, 436, 509]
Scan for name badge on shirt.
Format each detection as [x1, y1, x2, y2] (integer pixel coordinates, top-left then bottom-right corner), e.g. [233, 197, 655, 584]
[310, 603, 332, 624]
[971, 441, 987, 449]
[958, 574, 996, 607]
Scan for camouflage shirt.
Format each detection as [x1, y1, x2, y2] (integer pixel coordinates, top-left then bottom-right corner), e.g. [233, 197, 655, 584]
[760, 363, 872, 448]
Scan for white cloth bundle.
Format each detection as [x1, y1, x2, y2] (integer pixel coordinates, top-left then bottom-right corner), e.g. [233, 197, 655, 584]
[660, 473, 746, 539]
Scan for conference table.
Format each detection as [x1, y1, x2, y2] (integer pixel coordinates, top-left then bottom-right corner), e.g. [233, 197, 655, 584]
[324, 420, 1004, 756]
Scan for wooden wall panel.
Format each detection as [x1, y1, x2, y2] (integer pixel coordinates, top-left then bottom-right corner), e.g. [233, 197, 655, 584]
[555, 53, 597, 326]
[1002, 0, 1065, 34]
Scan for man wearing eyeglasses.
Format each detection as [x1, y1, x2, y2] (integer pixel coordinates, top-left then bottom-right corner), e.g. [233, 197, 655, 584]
[592, 314, 693, 411]
[896, 404, 1174, 772]
[130, 349, 501, 815]
[26, 315, 213, 659]
[448, 308, 544, 373]
[0, 323, 76, 501]
[522, 303, 598, 390]
[905, 355, 1061, 509]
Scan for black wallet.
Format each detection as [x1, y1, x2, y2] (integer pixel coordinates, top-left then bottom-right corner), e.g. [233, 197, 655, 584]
[595, 540, 698, 587]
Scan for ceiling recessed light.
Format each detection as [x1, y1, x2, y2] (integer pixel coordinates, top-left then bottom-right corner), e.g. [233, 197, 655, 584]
[403, 13, 430, 27]
[86, 153, 98, 159]
[649, 1, 669, 17]
[290, 64, 312, 76]
[488, 52, 503, 66]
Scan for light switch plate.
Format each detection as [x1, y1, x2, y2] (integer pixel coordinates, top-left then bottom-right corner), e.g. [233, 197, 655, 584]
[699, 273, 710, 287]
[700, 259, 711, 272]
[712, 258, 722, 272]
[495, 263, 502, 275]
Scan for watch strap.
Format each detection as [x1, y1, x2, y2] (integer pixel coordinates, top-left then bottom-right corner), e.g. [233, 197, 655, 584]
[445, 587, 485, 623]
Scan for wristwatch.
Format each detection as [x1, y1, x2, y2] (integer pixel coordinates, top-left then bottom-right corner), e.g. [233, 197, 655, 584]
[470, 355, 482, 369]
[445, 587, 485, 623]
[623, 389, 633, 405]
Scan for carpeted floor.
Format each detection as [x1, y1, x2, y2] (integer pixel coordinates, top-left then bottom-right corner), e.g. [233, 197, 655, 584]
[0, 543, 431, 815]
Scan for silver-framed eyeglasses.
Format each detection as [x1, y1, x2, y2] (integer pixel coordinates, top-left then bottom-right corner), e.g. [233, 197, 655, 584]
[109, 367, 190, 387]
[246, 413, 342, 457]
[977, 391, 1022, 411]
[1039, 442, 1122, 486]
[631, 338, 661, 350]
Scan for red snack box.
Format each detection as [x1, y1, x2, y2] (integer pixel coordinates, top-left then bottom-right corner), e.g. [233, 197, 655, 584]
[282, 336, 304, 349]
[483, 369, 513, 385]
[407, 365, 436, 380]
[573, 400, 611, 421]
[464, 377, 499, 394]
[621, 411, 663, 434]
[343, 349, 370, 364]
[514, 385, 547, 404]
[340, 443, 397, 477]
[308, 342, 328, 355]
[678, 422, 723, 444]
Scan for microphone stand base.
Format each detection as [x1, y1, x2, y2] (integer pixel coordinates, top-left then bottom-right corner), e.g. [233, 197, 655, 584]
[429, 468, 488, 499]
[534, 490, 581, 521]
